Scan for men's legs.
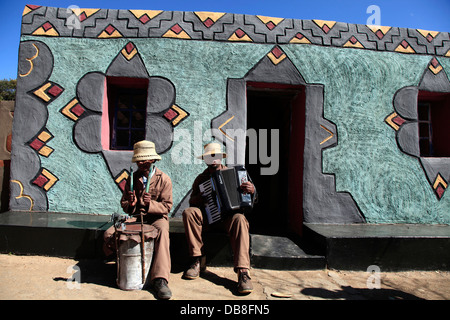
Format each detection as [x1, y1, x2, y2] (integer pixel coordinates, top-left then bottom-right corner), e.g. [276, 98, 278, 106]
[182, 207, 204, 257]
[149, 217, 171, 282]
[182, 207, 206, 279]
[224, 213, 253, 294]
[149, 217, 171, 299]
[223, 213, 250, 270]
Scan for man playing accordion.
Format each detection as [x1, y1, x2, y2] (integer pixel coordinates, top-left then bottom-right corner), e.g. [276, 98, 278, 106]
[182, 142, 257, 294]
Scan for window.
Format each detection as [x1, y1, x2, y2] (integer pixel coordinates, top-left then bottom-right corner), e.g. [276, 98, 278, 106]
[107, 77, 149, 150]
[418, 91, 450, 157]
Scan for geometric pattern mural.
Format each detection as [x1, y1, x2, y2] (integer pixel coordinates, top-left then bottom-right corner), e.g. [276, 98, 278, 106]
[21, 5, 450, 57]
[27, 128, 54, 157]
[13, 36, 192, 209]
[60, 41, 190, 191]
[12, 5, 450, 218]
[207, 45, 365, 223]
[11, 39, 59, 211]
[386, 57, 450, 200]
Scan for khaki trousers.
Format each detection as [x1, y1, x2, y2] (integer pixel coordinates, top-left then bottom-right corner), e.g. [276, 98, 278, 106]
[182, 207, 250, 270]
[103, 216, 171, 282]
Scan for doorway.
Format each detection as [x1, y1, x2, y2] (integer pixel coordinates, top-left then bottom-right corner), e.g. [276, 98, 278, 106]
[245, 82, 305, 237]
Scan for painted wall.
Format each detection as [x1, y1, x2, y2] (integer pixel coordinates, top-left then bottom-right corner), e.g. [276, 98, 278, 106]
[10, 5, 450, 225]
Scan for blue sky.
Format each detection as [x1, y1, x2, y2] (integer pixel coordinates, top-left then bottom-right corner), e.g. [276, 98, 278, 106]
[1, 0, 449, 80]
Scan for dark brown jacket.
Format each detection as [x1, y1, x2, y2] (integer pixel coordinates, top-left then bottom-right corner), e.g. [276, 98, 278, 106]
[121, 167, 173, 218]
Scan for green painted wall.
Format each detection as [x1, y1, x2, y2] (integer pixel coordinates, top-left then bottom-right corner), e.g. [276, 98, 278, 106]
[21, 35, 450, 224]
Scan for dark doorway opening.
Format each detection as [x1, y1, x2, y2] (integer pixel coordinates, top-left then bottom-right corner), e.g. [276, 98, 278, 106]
[245, 82, 305, 237]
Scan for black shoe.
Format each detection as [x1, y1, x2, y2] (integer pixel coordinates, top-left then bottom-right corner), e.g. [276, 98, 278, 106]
[153, 278, 172, 300]
[237, 269, 253, 294]
[183, 256, 206, 280]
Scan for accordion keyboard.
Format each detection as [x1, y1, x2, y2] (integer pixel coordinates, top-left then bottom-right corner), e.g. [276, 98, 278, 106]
[199, 179, 222, 224]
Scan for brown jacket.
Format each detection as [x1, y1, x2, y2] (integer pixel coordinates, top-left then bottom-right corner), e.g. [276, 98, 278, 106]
[121, 167, 173, 218]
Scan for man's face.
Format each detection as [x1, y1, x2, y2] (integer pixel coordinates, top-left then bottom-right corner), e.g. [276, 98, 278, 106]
[204, 154, 223, 168]
[136, 159, 155, 174]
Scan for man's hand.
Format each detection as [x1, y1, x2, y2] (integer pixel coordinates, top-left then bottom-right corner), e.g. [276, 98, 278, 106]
[143, 192, 152, 206]
[128, 190, 137, 206]
[240, 181, 255, 195]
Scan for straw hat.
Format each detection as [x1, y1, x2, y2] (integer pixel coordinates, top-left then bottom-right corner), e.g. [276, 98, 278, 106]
[132, 140, 161, 162]
[196, 142, 227, 159]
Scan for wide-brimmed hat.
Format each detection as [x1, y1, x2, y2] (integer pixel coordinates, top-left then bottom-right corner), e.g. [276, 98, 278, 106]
[132, 140, 161, 162]
[196, 142, 227, 159]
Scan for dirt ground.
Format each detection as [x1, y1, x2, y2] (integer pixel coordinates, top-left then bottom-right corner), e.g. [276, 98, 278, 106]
[1, 253, 449, 300]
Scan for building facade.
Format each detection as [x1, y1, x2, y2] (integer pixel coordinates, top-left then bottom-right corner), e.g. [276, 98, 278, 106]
[10, 5, 450, 236]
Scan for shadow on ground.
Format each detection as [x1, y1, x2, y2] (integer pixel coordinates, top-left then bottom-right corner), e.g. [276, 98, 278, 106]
[301, 286, 424, 300]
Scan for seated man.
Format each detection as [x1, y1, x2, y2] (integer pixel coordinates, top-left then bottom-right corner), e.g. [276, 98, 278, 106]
[103, 140, 173, 299]
[182, 142, 256, 294]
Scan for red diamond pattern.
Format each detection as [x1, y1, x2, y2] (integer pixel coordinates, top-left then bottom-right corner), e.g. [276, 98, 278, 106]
[42, 22, 53, 31]
[139, 14, 150, 24]
[375, 30, 384, 40]
[79, 12, 87, 22]
[71, 103, 85, 117]
[436, 185, 445, 199]
[400, 40, 409, 49]
[203, 18, 214, 28]
[164, 108, 178, 121]
[171, 24, 182, 34]
[271, 47, 284, 59]
[235, 29, 245, 38]
[33, 174, 49, 188]
[30, 139, 44, 151]
[392, 115, 406, 127]
[266, 21, 275, 30]
[118, 179, 127, 191]
[125, 42, 135, 55]
[48, 84, 63, 97]
[431, 58, 439, 68]
[105, 25, 116, 35]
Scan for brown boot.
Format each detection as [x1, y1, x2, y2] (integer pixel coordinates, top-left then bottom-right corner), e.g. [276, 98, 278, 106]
[183, 256, 206, 280]
[152, 278, 172, 300]
[237, 269, 253, 294]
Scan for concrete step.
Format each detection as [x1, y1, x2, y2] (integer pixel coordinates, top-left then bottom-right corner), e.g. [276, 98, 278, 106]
[304, 223, 450, 271]
[250, 234, 325, 270]
[0, 211, 110, 258]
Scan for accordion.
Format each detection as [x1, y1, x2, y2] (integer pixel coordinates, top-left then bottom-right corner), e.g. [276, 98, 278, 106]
[199, 165, 254, 224]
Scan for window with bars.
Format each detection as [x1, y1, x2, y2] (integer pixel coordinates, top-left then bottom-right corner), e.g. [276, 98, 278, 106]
[418, 91, 450, 157]
[107, 77, 148, 150]
[418, 102, 433, 156]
